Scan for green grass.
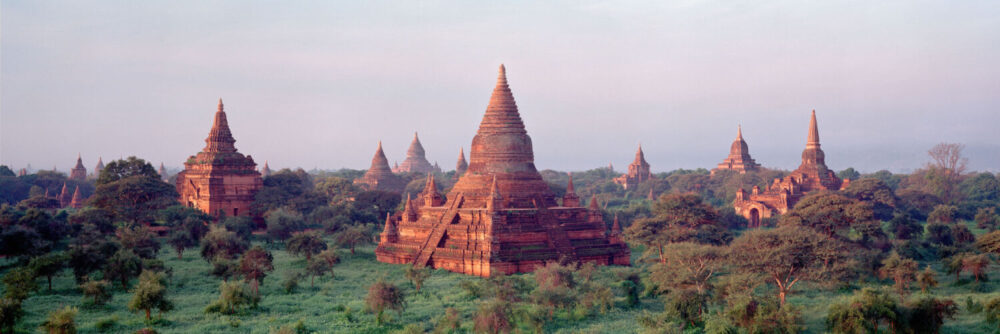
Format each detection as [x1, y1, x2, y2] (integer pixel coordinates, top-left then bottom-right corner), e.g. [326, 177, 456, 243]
[6, 237, 1000, 333]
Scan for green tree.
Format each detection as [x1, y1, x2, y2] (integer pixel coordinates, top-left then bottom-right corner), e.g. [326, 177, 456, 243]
[975, 207, 999, 230]
[335, 225, 371, 255]
[624, 194, 729, 263]
[238, 246, 274, 296]
[80, 280, 112, 305]
[314, 249, 340, 278]
[128, 271, 173, 321]
[837, 167, 860, 181]
[90, 157, 179, 223]
[649, 242, 725, 294]
[825, 288, 900, 334]
[286, 231, 327, 260]
[917, 266, 938, 294]
[167, 230, 194, 260]
[927, 204, 958, 224]
[116, 224, 161, 259]
[961, 253, 990, 283]
[200, 226, 249, 261]
[209, 258, 238, 282]
[779, 192, 881, 243]
[205, 281, 257, 315]
[104, 249, 143, 289]
[0, 297, 23, 333]
[2, 267, 38, 301]
[888, 213, 922, 240]
[473, 299, 512, 334]
[30, 252, 69, 291]
[265, 209, 305, 242]
[304, 259, 329, 287]
[404, 267, 432, 293]
[729, 226, 855, 305]
[366, 278, 406, 324]
[905, 296, 957, 333]
[877, 252, 918, 299]
[40, 305, 78, 334]
[985, 295, 1000, 327]
[841, 178, 897, 220]
[67, 227, 119, 282]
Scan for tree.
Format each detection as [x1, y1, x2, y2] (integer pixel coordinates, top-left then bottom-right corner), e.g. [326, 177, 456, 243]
[204, 281, 257, 315]
[877, 252, 918, 299]
[729, 226, 855, 305]
[888, 213, 922, 240]
[917, 266, 938, 294]
[2, 267, 38, 301]
[405, 267, 432, 292]
[128, 270, 173, 321]
[314, 249, 340, 277]
[841, 178, 897, 221]
[0, 297, 23, 333]
[67, 226, 119, 283]
[925, 143, 967, 203]
[80, 280, 112, 305]
[649, 242, 725, 294]
[837, 168, 861, 181]
[365, 278, 406, 324]
[304, 259, 329, 287]
[905, 296, 957, 333]
[30, 252, 69, 291]
[335, 225, 371, 255]
[624, 194, 729, 263]
[104, 249, 143, 289]
[200, 226, 249, 261]
[0, 224, 50, 259]
[265, 209, 305, 242]
[116, 224, 161, 259]
[221, 216, 254, 241]
[40, 305, 78, 334]
[779, 192, 881, 243]
[209, 258, 238, 282]
[927, 204, 958, 224]
[167, 230, 194, 260]
[238, 246, 274, 296]
[975, 207, 999, 230]
[286, 231, 327, 260]
[473, 299, 513, 334]
[825, 288, 900, 334]
[90, 157, 179, 223]
[961, 253, 990, 283]
[977, 230, 1000, 255]
[986, 295, 1000, 327]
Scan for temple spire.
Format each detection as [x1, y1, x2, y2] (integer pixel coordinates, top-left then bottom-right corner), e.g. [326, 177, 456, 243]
[806, 109, 820, 149]
[204, 98, 237, 153]
[70, 186, 83, 209]
[589, 194, 600, 211]
[737, 125, 743, 140]
[487, 176, 503, 211]
[566, 173, 575, 194]
[562, 173, 580, 207]
[634, 144, 646, 164]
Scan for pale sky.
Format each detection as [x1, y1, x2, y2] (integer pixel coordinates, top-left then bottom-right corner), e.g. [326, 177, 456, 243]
[2, 1, 998, 174]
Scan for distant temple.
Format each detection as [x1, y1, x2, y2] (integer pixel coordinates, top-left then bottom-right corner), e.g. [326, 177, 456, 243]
[393, 132, 436, 174]
[69, 186, 84, 209]
[354, 141, 407, 193]
[158, 163, 168, 181]
[58, 182, 72, 207]
[175, 99, 263, 217]
[454, 147, 468, 179]
[613, 145, 653, 190]
[711, 125, 760, 175]
[260, 161, 272, 177]
[69, 154, 87, 181]
[375, 65, 629, 277]
[733, 110, 849, 227]
[91, 157, 104, 179]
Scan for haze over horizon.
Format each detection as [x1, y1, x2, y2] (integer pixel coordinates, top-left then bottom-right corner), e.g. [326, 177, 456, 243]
[2, 1, 998, 175]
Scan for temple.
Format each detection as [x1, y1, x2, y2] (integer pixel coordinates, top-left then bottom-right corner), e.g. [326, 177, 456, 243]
[354, 141, 407, 193]
[733, 110, 849, 227]
[175, 99, 263, 218]
[453, 148, 468, 181]
[260, 161, 272, 177]
[375, 65, 630, 277]
[58, 183, 72, 207]
[393, 132, 436, 174]
[69, 186, 84, 209]
[711, 125, 760, 175]
[70, 154, 87, 181]
[158, 163, 169, 181]
[613, 145, 653, 190]
[92, 157, 104, 179]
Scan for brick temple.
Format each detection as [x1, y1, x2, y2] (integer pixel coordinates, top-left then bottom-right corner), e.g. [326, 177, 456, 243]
[711, 125, 760, 175]
[175, 99, 263, 217]
[393, 132, 436, 174]
[453, 147, 468, 181]
[354, 141, 408, 193]
[69, 154, 87, 181]
[614, 145, 653, 190]
[733, 110, 849, 227]
[375, 65, 630, 277]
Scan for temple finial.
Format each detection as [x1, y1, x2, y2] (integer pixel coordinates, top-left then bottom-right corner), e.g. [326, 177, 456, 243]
[737, 124, 743, 139]
[807, 110, 820, 148]
[218, 98, 224, 112]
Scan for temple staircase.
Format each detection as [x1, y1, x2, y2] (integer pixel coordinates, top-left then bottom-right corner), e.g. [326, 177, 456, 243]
[412, 194, 464, 268]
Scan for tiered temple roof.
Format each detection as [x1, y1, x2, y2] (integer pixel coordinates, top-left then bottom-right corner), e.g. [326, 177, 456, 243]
[712, 125, 760, 175]
[70, 154, 87, 181]
[614, 144, 653, 190]
[92, 157, 104, 179]
[393, 133, 436, 174]
[375, 65, 629, 276]
[354, 141, 407, 193]
[175, 99, 263, 217]
[733, 110, 849, 227]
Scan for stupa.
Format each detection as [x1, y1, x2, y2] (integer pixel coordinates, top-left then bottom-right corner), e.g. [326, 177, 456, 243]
[70, 154, 87, 181]
[393, 133, 436, 173]
[711, 125, 760, 175]
[175, 99, 263, 217]
[614, 145, 653, 190]
[375, 65, 630, 276]
[354, 141, 407, 193]
[733, 110, 849, 227]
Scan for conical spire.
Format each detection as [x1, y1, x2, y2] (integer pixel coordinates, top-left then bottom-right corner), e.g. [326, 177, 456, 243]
[423, 174, 443, 206]
[407, 132, 426, 159]
[589, 194, 600, 211]
[59, 182, 71, 207]
[203, 98, 238, 152]
[634, 144, 647, 165]
[737, 125, 743, 140]
[566, 173, 575, 194]
[158, 162, 167, 180]
[404, 193, 418, 221]
[369, 141, 392, 172]
[467, 64, 534, 174]
[75, 153, 84, 168]
[381, 212, 397, 243]
[611, 214, 622, 235]
[562, 173, 580, 207]
[455, 147, 468, 173]
[70, 186, 83, 208]
[806, 110, 820, 149]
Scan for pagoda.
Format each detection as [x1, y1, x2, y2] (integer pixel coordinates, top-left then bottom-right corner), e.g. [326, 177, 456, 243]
[69, 186, 84, 209]
[260, 161, 272, 177]
[393, 132, 436, 174]
[452, 148, 468, 181]
[613, 145, 653, 190]
[69, 154, 87, 181]
[158, 163, 169, 181]
[354, 141, 407, 193]
[375, 65, 630, 277]
[175, 99, 263, 217]
[58, 183, 72, 207]
[711, 125, 760, 175]
[91, 157, 104, 179]
[733, 110, 849, 227]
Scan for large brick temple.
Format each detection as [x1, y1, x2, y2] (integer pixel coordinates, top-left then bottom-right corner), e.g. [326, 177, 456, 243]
[711, 125, 760, 175]
[375, 65, 630, 276]
[733, 110, 849, 227]
[614, 145, 653, 190]
[175, 99, 263, 217]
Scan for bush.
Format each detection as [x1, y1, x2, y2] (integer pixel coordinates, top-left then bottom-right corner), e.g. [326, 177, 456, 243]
[94, 315, 118, 332]
[205, 281, 258, 315]
[41, 305, 78, 334]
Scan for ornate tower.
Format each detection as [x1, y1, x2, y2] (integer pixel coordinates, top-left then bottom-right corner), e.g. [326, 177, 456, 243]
[614, 144, 653, 190]
[70, 154, 87, 181]
[394, 132, 436, 173]
[712, 125, 760, 175]
[175, 99, 263, 218]
[355, 141, 407, 193]
[92, 157, 104, 179]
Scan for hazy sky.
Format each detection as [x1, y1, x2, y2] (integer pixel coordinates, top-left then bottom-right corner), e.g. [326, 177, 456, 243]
[2, 1, 998, 174]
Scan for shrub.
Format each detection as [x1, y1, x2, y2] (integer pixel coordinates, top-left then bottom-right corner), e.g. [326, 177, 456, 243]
[41, 305, 78, 334]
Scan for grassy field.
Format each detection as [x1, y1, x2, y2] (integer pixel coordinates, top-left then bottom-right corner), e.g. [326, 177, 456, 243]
[6, 231, 1000, 333]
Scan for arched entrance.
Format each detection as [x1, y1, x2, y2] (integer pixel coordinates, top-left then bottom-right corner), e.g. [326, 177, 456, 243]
[749, 208, 760, 228]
